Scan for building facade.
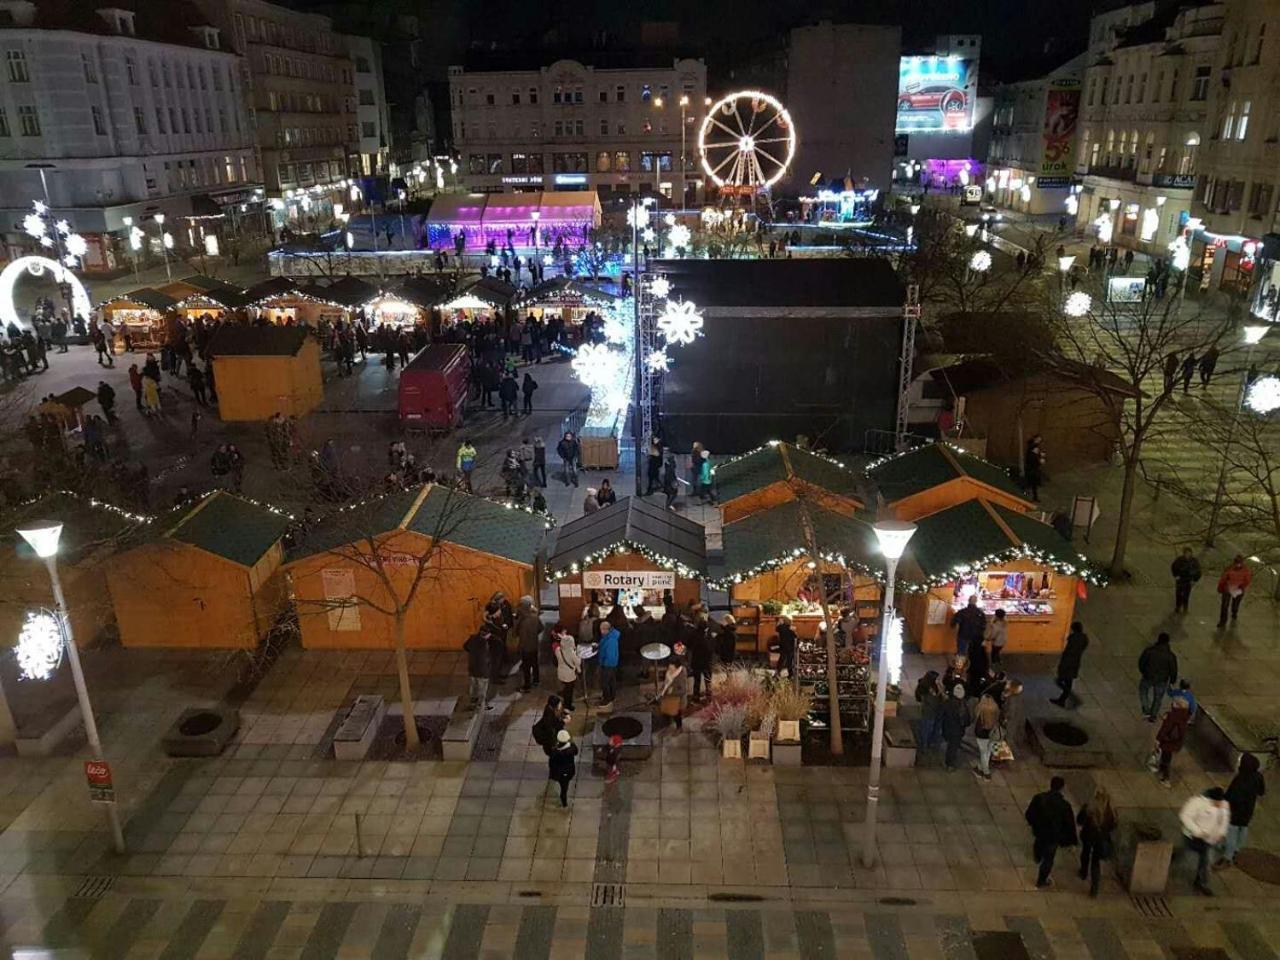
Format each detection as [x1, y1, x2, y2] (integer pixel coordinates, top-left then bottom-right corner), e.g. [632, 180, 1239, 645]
[0, 0, 260, 272]
[894, 35, 992, 188]
[1073, 3, 1223, 258]
[342, 33, 389, 177]
[447, 57, 708, 205]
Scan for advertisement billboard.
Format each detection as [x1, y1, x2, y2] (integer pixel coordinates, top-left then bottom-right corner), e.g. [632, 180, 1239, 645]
[896, 57, 976, 134]
[1040, 78, 1081, 186]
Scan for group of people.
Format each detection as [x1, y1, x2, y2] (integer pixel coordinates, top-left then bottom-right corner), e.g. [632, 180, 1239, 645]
[1161, 345, 1220, 395]
[1169, 550, 1254, 626]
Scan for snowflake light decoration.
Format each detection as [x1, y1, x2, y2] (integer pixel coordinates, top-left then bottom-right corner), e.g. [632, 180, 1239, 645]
[657, 299, 705, 346]
[626, 205, 650, 230]
[602, 312, 630, 344]
[39, 236, 53, 249]
[542, 254, 553, 266]
[1064, 292, 1092, 317]
[645, 348, 672, 373]
[15, 610, 63, 681]
[54, 219, 71, 236]
[669, 224, 692, 249]
[571, 342, 624, 388]
[22, 213, 46, 239]
[650, 276, 671, 299]
[642, 227, 656, 244]
[1246, 375, 1280, 415]
[64, 233, 88, 259]
[969, 250, 993, 273]
[663, 213, 677, 227]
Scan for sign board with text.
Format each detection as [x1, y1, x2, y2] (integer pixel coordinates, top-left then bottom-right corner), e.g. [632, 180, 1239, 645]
[84, 760, 115, 804]
[582, 570, 676, 590]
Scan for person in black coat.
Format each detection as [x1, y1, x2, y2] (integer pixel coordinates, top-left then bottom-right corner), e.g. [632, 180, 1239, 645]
[463, 631, 492, 710]
[1171, 547, 1202, 613]
[1025, 776, 1078, 887]
[716, 615, 738, 666]
[950, 596, 986, 657]
[1221, 751, 1266, 866]
[940, 683, 971, 770]
[531, 695, 568, 757]
[687, 616, 713, 700]
[498, 372, 519, 418]
[773, 617, 797, 678]
[548, 730, 579, 806]
[1052, 622, 1089, 708]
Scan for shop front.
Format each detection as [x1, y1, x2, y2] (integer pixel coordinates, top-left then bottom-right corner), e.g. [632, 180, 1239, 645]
[97, 288, 177, 351]
[365, 277, 448, 330]
[440, 276, 516, 327]
[511, 277, 617, 341]
[243, 277, 348, 328]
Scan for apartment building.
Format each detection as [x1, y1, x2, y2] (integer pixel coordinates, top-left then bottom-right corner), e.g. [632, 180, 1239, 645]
[447, 57, 708, 205]
[0, 0, 260, 271]
[1073, 3, 1223, 257]
[342, 33, 390, 177]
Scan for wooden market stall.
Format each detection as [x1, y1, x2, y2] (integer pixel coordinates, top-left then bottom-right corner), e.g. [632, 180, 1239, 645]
[310, 276, 379, 321]
[439, 275, 516, 326]
[897, 498, 1092, 655]
[713, 441, 865, 523]
[158, 275, 251, 321]
[243, 277, 348, 328]
[97, 287, 177, 350]
[285, 484, 549, 650]
[511, 277, 617, 340]
[868, 441, 1033, 521]
[105, 491, 290, 649]
[207, 326, 323, 420]
[547, 496, 705, 628]
[367, 276, 449, 329]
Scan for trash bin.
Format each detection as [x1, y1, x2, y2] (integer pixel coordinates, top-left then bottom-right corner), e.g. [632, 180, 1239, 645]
[1116, 821, 1172, 893]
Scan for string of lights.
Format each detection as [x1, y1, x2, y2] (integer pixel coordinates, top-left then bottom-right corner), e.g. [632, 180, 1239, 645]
[707, 544, 885, 591]
[548, 540, 702, 582]
[712, 439, 850, 478]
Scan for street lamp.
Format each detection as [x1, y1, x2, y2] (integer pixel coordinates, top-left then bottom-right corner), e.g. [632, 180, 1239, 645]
[1207, 324, 1270, 545]
[16, 523, 125, 853]
[679, 94, 690, 207]
[863, 519, 916, 868]
[153, 213, 172, 281]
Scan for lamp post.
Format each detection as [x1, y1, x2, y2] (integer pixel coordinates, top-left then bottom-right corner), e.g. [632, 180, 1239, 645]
[153, 213, 172, 281]
[16, 523, 125, 853]
[863, 519, 917, 868]
[679, 94, 689, 209]
[1058, 254, 1076, 304]
[1207, 324, 1270, 545]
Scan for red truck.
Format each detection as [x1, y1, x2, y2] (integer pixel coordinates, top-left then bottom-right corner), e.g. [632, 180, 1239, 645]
[398, 343, 471, 431]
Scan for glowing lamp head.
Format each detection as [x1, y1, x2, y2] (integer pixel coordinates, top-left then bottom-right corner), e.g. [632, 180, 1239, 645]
[17, 523, 62, 558]
[1245, 375, 1280, 414]
[964, 223, 978, 238]
[153, 213, 165, 225]
[873, 519, 917, 561]
[1243, 324, 1269, 346]
[909, 204, 921, 216]
[1058, 255, 1076, 273]
[969, 250, 993, 273]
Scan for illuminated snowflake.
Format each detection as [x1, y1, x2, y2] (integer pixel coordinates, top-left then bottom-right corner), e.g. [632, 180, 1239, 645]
[657, 299, 704, 346]
[642, 227, 656, 244]
[969, 250, 992, 273]
[626, 205, 650, 230]
[645, 347, 672, 373]
[571, 342, 624, 388]
[22, 213, 46, 239]
[602, 312, 630, 344]
[669, 224, 692, 249]
[663, 213, 676, 227]
[1064, 292, 1092, 317]
[32, 200, 46, 215]
[650, 276, 671, 299]
[54, 219, 71, 236]
[1246, 375, 1280, 415]
[15, 610, 63, 681]
[64, 233, 88, 259]
[39, 236, 54, 249]
[542, 254, 553, 266]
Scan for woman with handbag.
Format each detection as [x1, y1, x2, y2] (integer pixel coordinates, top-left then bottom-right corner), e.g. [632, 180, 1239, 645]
[658, 656, 688, 731]
[1076, 787, 1118, 896]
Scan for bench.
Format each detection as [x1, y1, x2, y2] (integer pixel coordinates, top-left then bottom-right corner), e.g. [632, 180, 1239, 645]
[441, 708, 483, 761]
[883, 716, 917, 768]
[332, 695, 386, 760]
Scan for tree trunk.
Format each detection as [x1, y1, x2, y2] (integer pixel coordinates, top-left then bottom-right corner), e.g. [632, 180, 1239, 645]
[1109, 453, 1141, 578]
[393, 612, 419, 750]
[820, 600, 843, 756]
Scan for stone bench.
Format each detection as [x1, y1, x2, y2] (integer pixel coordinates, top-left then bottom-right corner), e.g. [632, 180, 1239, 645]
[441, 708, 482, 761]
[883, 716, 917, 768]
[332, 695, 386, 761]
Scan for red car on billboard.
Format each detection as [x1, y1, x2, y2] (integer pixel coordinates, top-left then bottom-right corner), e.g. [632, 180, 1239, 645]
[897, 84, 969, 127]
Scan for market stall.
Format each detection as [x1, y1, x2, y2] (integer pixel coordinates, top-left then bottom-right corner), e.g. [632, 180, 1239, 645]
[713, 441, 864, 523]
[897, 498, 1096, 654]
[439, 275, 516, 326]
[158, 276, 251, 321]
[511, 277, 617, 340]
[868, 441, 1033, 521]
[366, 277, 449, 329]
[105, 491, 290, 649]
[243, 277, 349, 328]
[285, 484, 549, 650]
[310, 276, 379, 322]
[547, 496, 705, 628]
[207, 326, 324, 420]
[97, 288, 177, 351]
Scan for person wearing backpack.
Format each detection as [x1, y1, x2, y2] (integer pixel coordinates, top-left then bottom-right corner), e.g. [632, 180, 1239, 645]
[548, 730, 579, 807]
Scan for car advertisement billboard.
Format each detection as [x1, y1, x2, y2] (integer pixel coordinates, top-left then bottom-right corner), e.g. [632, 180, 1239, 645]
[1040, 78, 1081, 186]
[896, 57, 976, 134]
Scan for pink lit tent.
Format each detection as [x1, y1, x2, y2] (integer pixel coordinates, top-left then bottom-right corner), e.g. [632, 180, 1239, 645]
[425, 191, 601, 251]
[427, 193, 488, 250]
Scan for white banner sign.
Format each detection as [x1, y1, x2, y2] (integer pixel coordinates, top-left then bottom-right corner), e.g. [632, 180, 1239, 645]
[583, 570, 676, 590]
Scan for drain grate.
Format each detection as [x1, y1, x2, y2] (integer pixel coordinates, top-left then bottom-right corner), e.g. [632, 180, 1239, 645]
[1131, 894, 1174, 919]
[591, 882, 625, 907]
[73, 876, 113, 900]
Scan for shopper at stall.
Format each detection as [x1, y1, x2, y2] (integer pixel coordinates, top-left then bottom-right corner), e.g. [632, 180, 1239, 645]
[688, 614, 714, 700]
[1220, 751, 1266, 868]
[1051, 621, 1090, 708]
[1171, 547, 1202, 613]
[773, 616, 797, 678]
[716, 614, 738, 668]
[597, 619, 620, 709]
[516, 596, 541, 692]
[1025, 776, 1077, 888]
[1151, 698, 1190, 787]
[548, 729, 579, 807]
[553, 628, 581, 711]
[1180, 787, 1229, 895]
[1216, 555, 1253, 627]
[940, 684, 971, 772]
[950, 595, 986, 658]
[1076, 787, 1118, 897]
[1138, 632, 1178, 721]
[659, 655, 688, 731]
[984, 608, 1008, 665]
[915, 670, 944, 756]
[973, 693, 1000, 780]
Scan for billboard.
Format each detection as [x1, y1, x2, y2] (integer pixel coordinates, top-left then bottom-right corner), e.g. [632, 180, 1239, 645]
[1040, 78, 1081, 185]
[896, 57, 976, 134]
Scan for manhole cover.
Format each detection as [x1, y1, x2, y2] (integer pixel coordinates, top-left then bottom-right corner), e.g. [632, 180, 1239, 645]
[972, 932, 1029, 960]
[178, 712, 222, 737]
[1042, 721, 1088, 747]
[1235, 849, 1280, 884]
[601, 716, 643, 740]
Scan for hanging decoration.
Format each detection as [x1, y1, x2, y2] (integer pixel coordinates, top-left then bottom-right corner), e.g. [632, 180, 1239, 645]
[669, 224, 692, 250]
[571, 341, 625, 388]
[969, 250, 992, 273]
[602, 311, 630, 345]
[1064, 291, 1092, 317]
[15, 609, 64, 681]
[626, 205, 651, 230]
[650, 276, 671, 300]
[884, 613, 904, 686]
[656, 299, 705, 345]
[645, 347, 671, 373]
[1245, 375, 1280, 414]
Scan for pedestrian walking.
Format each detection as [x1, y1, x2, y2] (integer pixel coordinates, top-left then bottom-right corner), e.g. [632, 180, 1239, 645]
[1023, 435, 1045, 500]
[1138, 632, 1178, 721]
[516, 595, 541, 691]
[557, 431, 580, 486]
[1025, 776, 1077, 887]
[498, 372, 518, 418]
[1179, 787, 1229, 895]
[141, 373, 161, 415]
[662, 453, 678, 509]
[1181, 352, 1197, 394]
[1162, 351, 1179, 395]
[1198, 345, 1219, 386]
[1150, 698, 1190, 787]
[189, 365, 208, 406]
[128, 363, 143, 410]
[532, 436, 547, 487]
[531, 695, 568, 756]
[463, 628, 493, 711]
[1076, 787, 1118, 897]
[973, 693, 1000, 780]
[915, 670, 944, 755]
[659, 656, 688, 731]
[96, 380, 116, 424]
[456, 438, 477, 492]
[950, 595, 986, 658]
[1219, 752, 1266, 868]
[772, 616, 797, 678]
[1171, 547, 1202, 613]
[646, 436, 662, 495]
[940, 684, 971, 771]
[548, 730, 579, 807]
[521, 371, 537, 414]
[1051, 621, 1089, 707]
[554, 629, 581, 711]
[1216, 554, 1252, 627]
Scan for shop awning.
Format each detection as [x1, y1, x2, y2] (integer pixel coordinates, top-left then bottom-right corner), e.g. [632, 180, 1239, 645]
[98, 288, 178, 312]
[425, 193, 488, 225]
[512, 277, 618, 308]
[386, 277, 450, 310]
[899, 498, 1100, 588]
[713, 499, 882, 588]
[713, 441, 863, 506]
[868, 442, 1027, 505]
[548, 496, 706, 578]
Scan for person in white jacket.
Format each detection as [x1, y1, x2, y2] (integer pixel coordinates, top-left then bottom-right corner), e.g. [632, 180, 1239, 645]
[554, 629, 581, 711]
[1180, 787, 1230, 895]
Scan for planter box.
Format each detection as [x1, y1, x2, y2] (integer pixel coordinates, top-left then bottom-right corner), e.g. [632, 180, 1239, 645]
[1116, 822, 1173, 894]
[772, 740, 802, 766]
[776, 719, 801, 741]
[883, 716, 916, 768]
[748, 731, 771, 761]
[722, 738, 743, 759]
[883, 700, 899, 718]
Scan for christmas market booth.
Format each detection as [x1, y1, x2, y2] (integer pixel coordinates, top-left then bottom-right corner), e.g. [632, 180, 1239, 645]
[713, 440, 865, 523]
[243, 277, 348, 328]
[512, 277, 617, 340]
[97, 288, 177, 350]
[285, 484, 550, 650]
[308, 275, 379, 322]
[547, 496, 705, 628]
[158, 275, 251, 321]
[868, 442, 1033, 521]
[105, 491, 290, 649]
[207, 326, 324, 421]
[895, 497, 1099, 654]
[439, 275, 516, 325]
[366, 276, 450, 330]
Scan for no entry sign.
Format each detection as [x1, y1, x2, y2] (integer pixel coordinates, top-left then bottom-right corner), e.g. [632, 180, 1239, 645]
[84, 759, 115, 804]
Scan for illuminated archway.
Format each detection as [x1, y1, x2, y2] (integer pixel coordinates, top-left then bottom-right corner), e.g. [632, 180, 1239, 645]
[0, 256, 92, 330]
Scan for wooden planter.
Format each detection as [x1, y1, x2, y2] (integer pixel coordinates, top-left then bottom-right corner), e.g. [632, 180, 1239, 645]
[776, 719, 801, 741]
[772, 741, 802, 766]
[748, 730, 771, 761]
[721, 738, 743, 759]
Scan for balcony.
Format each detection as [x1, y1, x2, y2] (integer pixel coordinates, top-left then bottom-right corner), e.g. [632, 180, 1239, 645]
[1084, 163, 1137, 182]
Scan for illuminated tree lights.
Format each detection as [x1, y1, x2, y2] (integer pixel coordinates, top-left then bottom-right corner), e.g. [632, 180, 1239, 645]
[15, 609, 64, 681]
[657, 299, 705, 345]
[1064, 291, 1093, 317]
[1246, 375, 1280, 414]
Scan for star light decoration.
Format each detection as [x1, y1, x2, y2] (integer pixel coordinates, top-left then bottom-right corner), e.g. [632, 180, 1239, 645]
[650, 276, 671, 299]
[669, 224, 692, 249]
[15, 610, 64, 681]
[642, 227, 656, 244]
[571, 341, 625, 388]
[1245, 375, 1280, 414]
[645, 347, 671, 373]
[969, 250, 993, 273]
[601, 311, 629, 345]
[626, 205, 651, 230]
[22, 202, 88, 267]
[657, 299, 705, 345]
[1064, 291, 1092, 317]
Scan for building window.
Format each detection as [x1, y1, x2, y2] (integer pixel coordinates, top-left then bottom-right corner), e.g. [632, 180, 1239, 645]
[125, 55, 137, 84]
[162, 62, 171, 87]
[614, 150, 630, 172]
[530, 121, 540, 138]
[599, 89, 608, 104]
[552, 152, 587, 173]
[359, 89, 374, 106]
[1238, 100, 1251, 140]
[1087, 78, 1095, 106]
[88, 104, 104, 135]
[600, 118, 608, 136]
[1137, 73, 1146, 102]
[573, 87, 583, 104]
[511, 89, 520, 105]
[528, 87, 538, 104]
[1222, 100, 1237, 139]
[82, 52, 97, 83]
[1123, 74, 1133, 103]
[616, 84, 625, 103]
[18, 104, 40, 136]
[1191, 65, 1210, 101]
[553, 87, 562, 105]
[1099, 77, 1108, 104]
[597, 150, 611, 172]
[362, 121, 375, 137]
[355, 55, 370, 72]
[7, 50, 29, 82]
[155, 108, 165, 133]
[640, 151, 672, 172]
[485, 91, 495, 106]
[1152, 71, 1162, 103]
[0, 107, 8, 136]
[468, 154, 485, 175]
[554, 120, 563, 137]
[616, 122, 626, 135]
[574, 119, 584, 136]
[641, 83, 652, 102]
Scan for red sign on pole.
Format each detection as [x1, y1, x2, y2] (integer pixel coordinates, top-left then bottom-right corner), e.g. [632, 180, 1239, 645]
[85, 759, 115, 804]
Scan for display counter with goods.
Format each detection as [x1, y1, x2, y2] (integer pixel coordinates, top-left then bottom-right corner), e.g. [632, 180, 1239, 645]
[796, 628, 871, 735]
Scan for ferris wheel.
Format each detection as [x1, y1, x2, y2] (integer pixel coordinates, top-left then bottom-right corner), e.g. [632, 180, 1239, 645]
[698, 90, 796, 193]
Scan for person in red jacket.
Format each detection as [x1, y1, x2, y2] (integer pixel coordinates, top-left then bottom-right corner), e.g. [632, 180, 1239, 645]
[1151, 699, 1190, 787]
[1216, 555, 1253, 627]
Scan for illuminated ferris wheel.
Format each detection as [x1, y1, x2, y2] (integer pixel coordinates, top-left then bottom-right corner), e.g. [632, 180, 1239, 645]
[698, 90, 796, 193]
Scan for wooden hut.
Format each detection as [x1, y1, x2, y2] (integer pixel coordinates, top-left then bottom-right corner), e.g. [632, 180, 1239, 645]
[367, 276, 449, 329]
[868, 442, 1033, 521]
[158, 275, 251, 321]
[208, 326, 323, 421]
[285, 484, 549, 650]
[547, 497, 705, 627]
[511, 277, 617, 340]
[316, 276, 379, 316]
[105, 492, 290, 649]
[440, 275, 516, 324]
[98, 287, 177, 350]
[713, 441, 865, 523]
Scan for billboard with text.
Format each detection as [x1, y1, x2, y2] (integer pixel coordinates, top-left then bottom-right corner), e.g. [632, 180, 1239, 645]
[896, 57, 976, 134]
[1040, 78, 1081, 186]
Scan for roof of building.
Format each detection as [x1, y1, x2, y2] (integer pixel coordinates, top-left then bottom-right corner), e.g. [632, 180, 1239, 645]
[927, 355, 1140, 398]
[713, 441, 862, 504]
[102, 287, 178, 312]
[649, 258, 904, 309]
[716, 499, 881, 585]
[316, 276, 379, 308]
[513, 277, 617, 307]
[448, 275, 516, 309]
[387, 276, 450, 310]
[457, 49, 702, 74]
[166, 491, 289, 567]
[1, 0, 237, 54]
[548, 496, 705, 576]
[868, 442, 1027, 504]
[243, 277, 305, 304]
[207, 325, 311, 357]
